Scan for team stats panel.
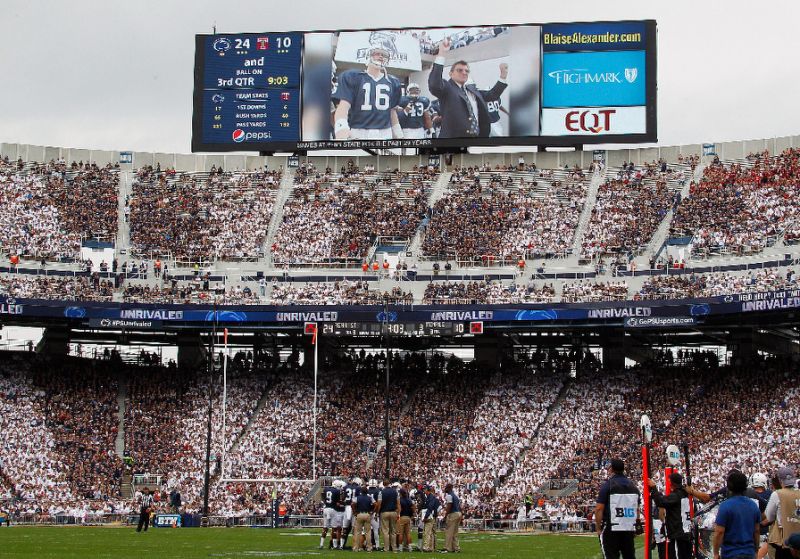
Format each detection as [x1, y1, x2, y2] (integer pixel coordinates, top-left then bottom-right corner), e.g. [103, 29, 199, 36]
[194, 33, 302, 150]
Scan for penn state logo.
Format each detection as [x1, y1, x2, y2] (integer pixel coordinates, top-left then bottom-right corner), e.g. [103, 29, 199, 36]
[232, 129, 245, 143]
[624, 68, 638, 83]
[723, 295, 734, 303]
[376, 311, 398, 323]
[213, 38, 231, 53]
[211, 94, 225, 104]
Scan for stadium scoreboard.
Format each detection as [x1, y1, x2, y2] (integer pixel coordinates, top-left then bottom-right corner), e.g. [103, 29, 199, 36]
[192, 20, 657, 152]
[321, 322, 466, 337]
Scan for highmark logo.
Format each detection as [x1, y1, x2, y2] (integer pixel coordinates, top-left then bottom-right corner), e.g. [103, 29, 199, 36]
[548, 67, 638, 85]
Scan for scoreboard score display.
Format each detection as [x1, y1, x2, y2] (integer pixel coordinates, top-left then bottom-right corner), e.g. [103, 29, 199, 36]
[321, 322, 467, 337]
[192, 20, 656, 152]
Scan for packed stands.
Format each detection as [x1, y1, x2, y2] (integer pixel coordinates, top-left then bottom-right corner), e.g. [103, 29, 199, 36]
[671, 149, 800, 257]
[270, 281, 413, 305]
[422, 280, 555, 304]
[1, 349, 800, 522]
[581, 160, 682, 259]
[0, 159, 119, 260]
[422, 165, 588, 263]
[129, 166, 280, 262]
[272, 162, 433, 265]
[636, 267, 796, 299]
[0, 274, 114, 302]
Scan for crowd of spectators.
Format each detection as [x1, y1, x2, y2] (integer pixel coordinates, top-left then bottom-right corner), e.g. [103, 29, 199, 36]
[671, 149, 800, 257]
[422, 280, 555, 304]
[636, 268, 796, 299]
[0, 274, 114, 301]
[0, 158, 118, 260]
[270, 280, 413, 305]
[130, 167, 280, 261]
[422, 166, 586, 261]
[581, 176, 677, 259]
[272, 163, 433, 265]
[122, 279, 261, 305]
[1, 349, 800, 523]
[561, 280, 628, 303]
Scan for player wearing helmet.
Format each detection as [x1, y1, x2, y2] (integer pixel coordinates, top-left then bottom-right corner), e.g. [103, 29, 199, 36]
[332, 46, 403, 140]
[397, 82, 432, 139]
[341, 477, 362, 549]
[321, 479, 346, 549]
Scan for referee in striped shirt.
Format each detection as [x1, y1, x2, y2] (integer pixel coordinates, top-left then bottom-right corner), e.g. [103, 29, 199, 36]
[136, 487, 154, 532]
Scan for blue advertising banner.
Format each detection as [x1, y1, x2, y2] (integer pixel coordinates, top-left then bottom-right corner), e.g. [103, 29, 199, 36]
[1, 288, 799, 329]
[542, 50, 646, 108]
[542, 21, 647, 52]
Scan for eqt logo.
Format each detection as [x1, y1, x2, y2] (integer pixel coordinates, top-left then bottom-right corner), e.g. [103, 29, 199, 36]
[565, 109, 616, 133]
[232, 129, 245, 143]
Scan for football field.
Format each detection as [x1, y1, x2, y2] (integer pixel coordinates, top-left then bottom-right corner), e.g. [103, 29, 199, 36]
[0, 526, 646, 559]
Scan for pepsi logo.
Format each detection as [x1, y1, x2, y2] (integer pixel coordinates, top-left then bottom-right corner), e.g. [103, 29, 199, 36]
[232, 129, 245, 143]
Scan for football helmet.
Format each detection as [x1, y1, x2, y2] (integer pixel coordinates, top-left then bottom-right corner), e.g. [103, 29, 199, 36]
[750, 472, 768, 489]
[332, 479, 346, 489]
[367, 46, 390, 69]
[407, 82, 421, 99]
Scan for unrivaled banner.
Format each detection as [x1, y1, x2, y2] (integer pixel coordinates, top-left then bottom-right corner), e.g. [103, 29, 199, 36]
[1, 289, 798, 330]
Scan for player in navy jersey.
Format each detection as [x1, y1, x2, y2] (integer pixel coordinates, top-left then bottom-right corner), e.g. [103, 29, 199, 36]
[341, 477, 362, 549]
[320, 480, 345, 549]
[397, 83, 431, 139]
[486, 97, 509, 137]
[332, 46, 404, 140]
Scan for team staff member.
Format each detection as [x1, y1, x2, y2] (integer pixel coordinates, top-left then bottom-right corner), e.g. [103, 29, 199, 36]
[648, 473, 707, 559]
[422, 485, 441, 552]
[764, 466, 800, 559]
[595, 458, 640, 559]
[376, 477, 400, 552]
[427, 37, 508, 139]
[397, 488, 416, 552]
[444, 483, 462, 553]
[136, 487, 154, 533]
[714, 470, 761, 559]
[353, 485, 376, 552]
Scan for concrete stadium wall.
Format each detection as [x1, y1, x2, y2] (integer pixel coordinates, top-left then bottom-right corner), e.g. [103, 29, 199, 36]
[1, 135, 798, 171]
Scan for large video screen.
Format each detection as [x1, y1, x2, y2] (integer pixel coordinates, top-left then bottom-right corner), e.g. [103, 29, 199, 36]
[192, 20, 656, 152]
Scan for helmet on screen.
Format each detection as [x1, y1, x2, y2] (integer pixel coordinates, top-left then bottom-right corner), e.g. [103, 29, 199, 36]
[332, 479, 345, 489]
[750, 472, 768, 489]
[352, 477, 363, 485]
[367, 47, 390, 69]
[407, 83, 421, 99]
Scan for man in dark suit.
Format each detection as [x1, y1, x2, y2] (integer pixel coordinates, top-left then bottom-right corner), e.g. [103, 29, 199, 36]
[428, 37, 508, 138]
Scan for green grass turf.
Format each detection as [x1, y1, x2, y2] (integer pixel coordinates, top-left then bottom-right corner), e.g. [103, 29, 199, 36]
[0, 526, 646, 559]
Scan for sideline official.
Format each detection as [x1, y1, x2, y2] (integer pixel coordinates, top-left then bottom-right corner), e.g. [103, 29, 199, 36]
[595, 459, 640, 559]
[136, 487, 154, 533]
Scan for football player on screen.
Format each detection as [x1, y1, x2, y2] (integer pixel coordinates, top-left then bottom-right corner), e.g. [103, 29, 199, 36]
[396, 83, 432, 139]
[332, 46, 404, 140]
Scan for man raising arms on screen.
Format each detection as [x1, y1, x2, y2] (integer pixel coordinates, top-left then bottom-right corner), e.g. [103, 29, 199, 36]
[332, 46, 404, 140]
[427, 37, 508, 138]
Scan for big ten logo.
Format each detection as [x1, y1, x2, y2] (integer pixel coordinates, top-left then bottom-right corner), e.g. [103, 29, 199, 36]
[566, 109, 616, 133]
[615, 507, 636, 518]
